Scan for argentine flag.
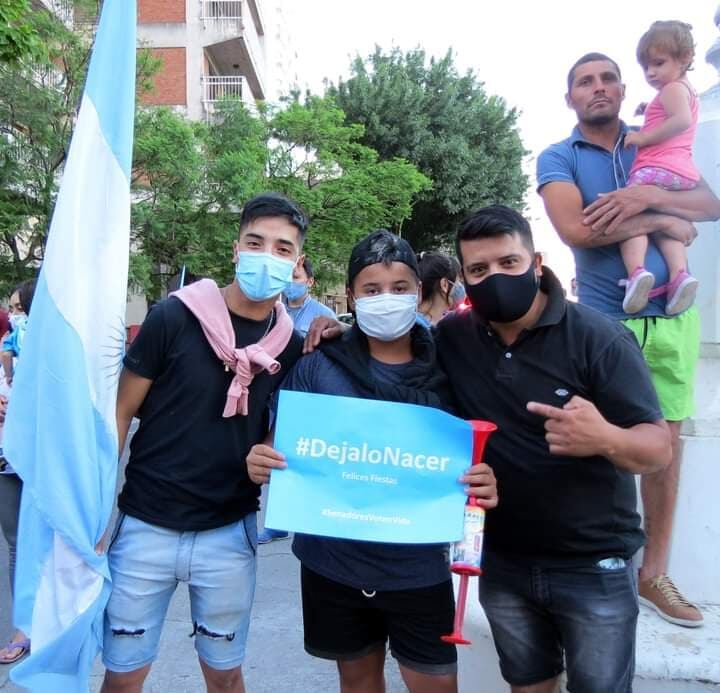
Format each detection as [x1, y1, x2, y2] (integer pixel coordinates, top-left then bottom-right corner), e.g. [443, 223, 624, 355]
[3, 1, 136, 689]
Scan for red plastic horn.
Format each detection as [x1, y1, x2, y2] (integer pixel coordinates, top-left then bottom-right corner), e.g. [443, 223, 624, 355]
[441, 420, 497, 646]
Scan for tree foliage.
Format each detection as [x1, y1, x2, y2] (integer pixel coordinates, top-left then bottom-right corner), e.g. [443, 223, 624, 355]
[0, 1, 157, 296]
[0, 4, 94, 296]
[0, 12, 430, 301]
[0, 0, 45, 65]
[131, 96, 430, 297]
[328, 47, 529, 250]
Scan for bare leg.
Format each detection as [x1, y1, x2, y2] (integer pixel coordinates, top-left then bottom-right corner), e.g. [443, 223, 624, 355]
[640, 420, 682, 580]
[199, 659, 246, 693]
[654, 235, 687, 280]
[337, 649, 386, 693]
[620, 235, 649, 276]
[100, 665, 152, 693]
[400, 664, 457, 693]
[511, 677, 560, 693]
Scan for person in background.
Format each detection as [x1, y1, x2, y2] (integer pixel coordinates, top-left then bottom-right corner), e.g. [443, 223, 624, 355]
[1, 280, 36, 386]
[282, 257, 336, 337]
[416, 252, 465, 328]
[537, 51, 720, 627]
[257, 257, 337, 545]
[0, 310, 8, 342]
[0, 278, 37, 665]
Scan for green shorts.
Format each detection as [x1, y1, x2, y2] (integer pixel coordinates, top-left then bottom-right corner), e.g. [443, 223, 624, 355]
[622, 307, 700, 421]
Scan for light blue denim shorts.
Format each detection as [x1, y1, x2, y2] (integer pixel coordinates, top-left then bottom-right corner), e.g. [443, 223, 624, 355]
[102, 513, 257, 672]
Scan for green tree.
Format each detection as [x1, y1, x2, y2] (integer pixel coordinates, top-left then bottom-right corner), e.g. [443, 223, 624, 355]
[130, 103, 268, 297]
[264, 95, 430, 289]
[0, 10, 430, 302]
[0, 1, 158, 296]
[130, 96, 430, 298]
[328, 47, 528, 250]
[0, 0, 45, 64]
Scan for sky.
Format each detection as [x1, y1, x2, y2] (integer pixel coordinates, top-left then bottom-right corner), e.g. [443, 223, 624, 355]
[281, 0, 719, 287]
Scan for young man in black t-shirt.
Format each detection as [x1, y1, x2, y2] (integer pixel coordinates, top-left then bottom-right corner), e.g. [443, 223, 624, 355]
[100, 193, 307, 693]
[434, 205, 671, 693]
[247, 230, 498, 693]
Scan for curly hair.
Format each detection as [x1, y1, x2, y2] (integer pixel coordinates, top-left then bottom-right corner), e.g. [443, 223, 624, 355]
[637, 20, 695, 72]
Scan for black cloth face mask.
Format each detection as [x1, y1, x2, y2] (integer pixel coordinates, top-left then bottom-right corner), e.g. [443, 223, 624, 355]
[465, 263, 539, 323]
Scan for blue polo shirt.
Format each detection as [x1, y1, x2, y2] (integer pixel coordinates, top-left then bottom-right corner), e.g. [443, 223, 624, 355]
[285, 296, 336, 336]
[537, 123, 669, 320]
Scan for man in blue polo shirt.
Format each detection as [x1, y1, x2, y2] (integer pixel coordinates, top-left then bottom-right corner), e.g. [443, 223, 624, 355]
[283, 257, 336, 337]
[537, 52, 720, 628]
[258, 256, 336, 544]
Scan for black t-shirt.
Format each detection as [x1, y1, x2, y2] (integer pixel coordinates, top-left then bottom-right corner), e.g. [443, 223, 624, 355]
[434, 267, 662, 563]
[119, 297, 303, 531]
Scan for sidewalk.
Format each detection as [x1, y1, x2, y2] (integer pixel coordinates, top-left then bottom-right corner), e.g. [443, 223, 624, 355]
[0, 535, 405, 692]
[3, 531, 719, 691]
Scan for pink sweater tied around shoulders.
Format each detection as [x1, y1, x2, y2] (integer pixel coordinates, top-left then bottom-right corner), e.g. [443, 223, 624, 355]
[173, 278, 294, 416]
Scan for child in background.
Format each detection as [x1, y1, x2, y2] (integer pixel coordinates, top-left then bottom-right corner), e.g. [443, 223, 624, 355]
[621, 20, 699, 316]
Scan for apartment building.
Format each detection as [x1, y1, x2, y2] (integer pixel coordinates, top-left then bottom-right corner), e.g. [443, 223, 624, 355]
[138, 0, 271, 120]
[265, 0, 304, 102]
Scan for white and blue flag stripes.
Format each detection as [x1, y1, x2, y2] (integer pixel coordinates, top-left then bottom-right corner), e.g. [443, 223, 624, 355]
[3, 1, 136, 689]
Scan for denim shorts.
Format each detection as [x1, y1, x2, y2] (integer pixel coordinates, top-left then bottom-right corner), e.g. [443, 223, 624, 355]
[479, 552, 638, 692]
[103, 513, 257, 673]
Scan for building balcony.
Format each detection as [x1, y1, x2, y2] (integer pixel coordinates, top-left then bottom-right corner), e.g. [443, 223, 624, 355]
[200, 0, 266, 100]
[201, 75, 256, 117]
[200, 0, 264, 33]
[202, 75, 244, 103]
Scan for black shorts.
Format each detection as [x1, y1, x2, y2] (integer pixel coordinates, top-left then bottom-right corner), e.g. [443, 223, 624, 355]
[300, 565, 457, 675]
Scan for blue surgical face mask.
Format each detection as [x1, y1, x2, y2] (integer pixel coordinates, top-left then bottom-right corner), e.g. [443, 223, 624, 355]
[235, 251, 296, 302]
[448, 280, 466, 308]
[283, 282, 308, 302]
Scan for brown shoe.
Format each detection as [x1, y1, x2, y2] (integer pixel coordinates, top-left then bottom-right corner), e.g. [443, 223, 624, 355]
[638, 574, 703, 627]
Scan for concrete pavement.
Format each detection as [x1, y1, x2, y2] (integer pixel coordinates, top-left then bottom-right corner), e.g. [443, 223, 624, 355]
[0, 423, 395, 691]
[0, 530, 406, 692]
[0, 420, 404, 691]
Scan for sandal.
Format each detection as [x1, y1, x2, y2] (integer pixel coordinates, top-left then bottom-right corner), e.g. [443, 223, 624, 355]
[0, 638, 30, 665]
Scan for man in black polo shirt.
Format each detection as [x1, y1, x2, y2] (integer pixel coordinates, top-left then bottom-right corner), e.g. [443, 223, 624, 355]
[434, 205, 671, 693]
[100, 193, 306, 693]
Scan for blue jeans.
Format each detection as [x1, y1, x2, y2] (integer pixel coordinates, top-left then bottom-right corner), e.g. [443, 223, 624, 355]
[103, 513, 257, 672]
[479, 552, 638, 692]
